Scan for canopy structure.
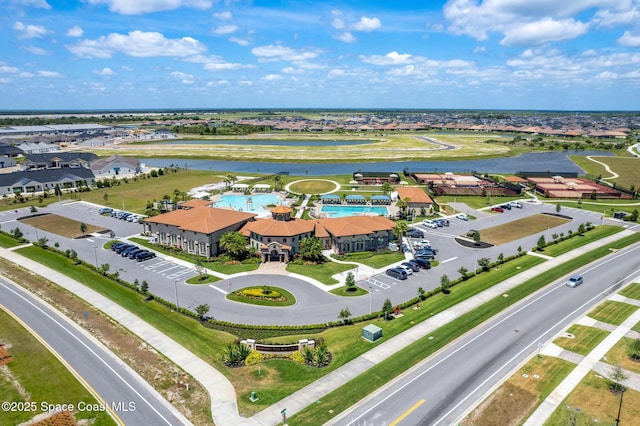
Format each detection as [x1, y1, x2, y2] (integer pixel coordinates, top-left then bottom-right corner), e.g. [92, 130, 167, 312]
[345, 194, 366, 204]
[252, 183, 271, 192]
[370, 195, 391, 205]
[231, 183, 249, 192]
[320, 194, 341, 204]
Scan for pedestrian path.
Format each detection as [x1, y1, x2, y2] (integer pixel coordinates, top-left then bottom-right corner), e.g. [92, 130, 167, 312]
[524, 300, 640, 426]
[1, 229, 636, 426]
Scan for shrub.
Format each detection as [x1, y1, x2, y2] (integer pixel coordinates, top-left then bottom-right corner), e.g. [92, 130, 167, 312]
[244, 350, 263, 366]
[291, 350, 305, 364]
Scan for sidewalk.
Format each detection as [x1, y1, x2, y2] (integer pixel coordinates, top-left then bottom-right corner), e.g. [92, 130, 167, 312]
[1, 229, 635, 426]
[524, 300, 640, 425]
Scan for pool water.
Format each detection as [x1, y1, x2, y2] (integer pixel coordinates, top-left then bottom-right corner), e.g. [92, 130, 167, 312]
[321, 205, 389, 218]
[214, 194, 282, 217]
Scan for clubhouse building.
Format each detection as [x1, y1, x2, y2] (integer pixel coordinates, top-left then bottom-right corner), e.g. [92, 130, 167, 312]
[144, 202, 397, 261]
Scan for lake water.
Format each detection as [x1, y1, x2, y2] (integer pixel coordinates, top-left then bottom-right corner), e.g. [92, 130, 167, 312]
[144, 150, 612, 177]
[158, 139, 372, 147]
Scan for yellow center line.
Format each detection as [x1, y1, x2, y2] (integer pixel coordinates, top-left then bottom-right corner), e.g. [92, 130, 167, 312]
[389, 399, 425, 426]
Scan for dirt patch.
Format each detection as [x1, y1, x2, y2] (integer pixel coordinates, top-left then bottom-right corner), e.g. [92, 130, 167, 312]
[461, 382, 537, 426]
[477, 213, 570, 245]
[0, 258, 212, 425]
[0, 343, 14, 365]
[18, 214, 107, 239]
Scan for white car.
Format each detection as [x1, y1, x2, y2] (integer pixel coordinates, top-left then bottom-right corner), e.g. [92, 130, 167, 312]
[423, 219, 438, 229]
[398, 264, 414, 275]
[456, 213, 469, 221]
[414, 239, 431, 248]
[508, 201, 523, 208]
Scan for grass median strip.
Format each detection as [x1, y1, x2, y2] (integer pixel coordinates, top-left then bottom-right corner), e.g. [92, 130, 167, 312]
[289, 232, 640, 424]
[587, 300, 639, 326]
[553, 325, 610, 356]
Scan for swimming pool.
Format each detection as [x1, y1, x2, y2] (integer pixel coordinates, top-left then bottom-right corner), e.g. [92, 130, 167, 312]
[321, 205, 389, 218]
[213, 194, 282, 217]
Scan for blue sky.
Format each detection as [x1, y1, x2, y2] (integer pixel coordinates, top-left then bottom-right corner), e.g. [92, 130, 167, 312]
[1, 0, 640, 111]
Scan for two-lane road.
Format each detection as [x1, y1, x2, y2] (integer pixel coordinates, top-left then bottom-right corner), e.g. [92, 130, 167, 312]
[0, 277, 190, 426]
[332, 242, 640, 426]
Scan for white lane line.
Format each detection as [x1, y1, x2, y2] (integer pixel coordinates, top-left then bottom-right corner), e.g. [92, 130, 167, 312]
[209, 285, 228, 295]
[441, 257, 458, 264]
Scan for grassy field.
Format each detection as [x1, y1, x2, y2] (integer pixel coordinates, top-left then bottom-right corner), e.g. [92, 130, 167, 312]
[0, 232, 23, 248]
[553, 325, 610, 356]
[332, 251, 405, 268]
[462, 356, 575, 426]
[288, 179, 339, 194]
[602, 337, 640, 375]
[540, 225, 622, 256]
[587, 301, 639, 326]
[0, 309, 115, 425]
[571, 155, 640, 189]
[619, 283, 640, 300]
[477, 214, 570, 245]
[86, 132, 515, 163]
[19, 214, 106, 238]
[544, 371, 640, 425]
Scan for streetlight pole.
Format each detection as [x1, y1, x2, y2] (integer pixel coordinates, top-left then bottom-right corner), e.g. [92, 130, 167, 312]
[615, 388, 625, 425]
[174, 280, 180, 311]
[93, 246, 98, 270]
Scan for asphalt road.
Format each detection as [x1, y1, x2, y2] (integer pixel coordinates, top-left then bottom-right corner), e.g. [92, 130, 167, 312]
[0, 200, 613, 325]
[332, 241, 640, 426]
[0, 278, 189, 426]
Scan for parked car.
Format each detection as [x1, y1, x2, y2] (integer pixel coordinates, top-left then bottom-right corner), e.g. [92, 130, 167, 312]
[407, 229, 425, 238]
[111, 242, 127, 251]
[99, 207, 113, 215]
[398, 264, 414, 275]
[401, 261, 420, 272]
[491, 206, 504, 213]
[136, 251, 156, 262]
[410, 258, 431, 269]
[435, 218, 450, 226]
[500, 203, 511, 210]
[422, 219, 438, 229]
[414, 239, 431, 249]
[415, 251, 436, 260]
[433, 219, 444, 227]
[508, 201, 523, 208]
[456, 213, 469, 221]
[115, 244, 134, 254]
[565, 274, 583, 288]
[127, 248, 146, 259]
[120, 245, 139, 256]
[415, 247, 438, 256]
[385, 268, 408, 280]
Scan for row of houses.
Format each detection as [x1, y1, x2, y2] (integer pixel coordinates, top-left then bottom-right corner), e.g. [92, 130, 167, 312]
[144, 201, 397, 261]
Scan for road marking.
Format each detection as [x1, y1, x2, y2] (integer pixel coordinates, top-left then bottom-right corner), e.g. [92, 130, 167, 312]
[389, 399, 425, 426]
[209, 285, 228, 295]
[441, 256, 458, 264]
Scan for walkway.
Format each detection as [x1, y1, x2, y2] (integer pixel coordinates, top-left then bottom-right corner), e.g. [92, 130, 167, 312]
[1, 229, 637, 426]
[524, 296, 640, 425]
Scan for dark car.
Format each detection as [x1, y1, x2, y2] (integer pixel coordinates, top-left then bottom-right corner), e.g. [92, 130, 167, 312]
[407, 229, 425, 238]
[500, 203, 512, 210]
[415, 248, 438, 258]
[136, 251, 156, 262]
[438, 218, 450, 226]
[115, 244, 134, 254]
[410, 258, 431, 269]
[120, 245, 139, 256]
[127, 248, 146, 259]
[401, 261, 420, 272]
[111, 242, 127, 251]
[99, 207, 113, 215]
[433, 219, 444, 227]
[385, 267, 408, 280]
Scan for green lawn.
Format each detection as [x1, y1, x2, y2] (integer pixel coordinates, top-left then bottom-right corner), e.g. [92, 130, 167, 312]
[588, 301, 639, 326]
[540, 225, 623, 256]
[619, 283, 640, 300]
[0, 232, 23, 248]
[330, 286, 368, 297]
[226, 286, 297, 306]
[333, 251, 405, 268]
[0, 309, 115, 425]
[553, 325, 610, 356]
[602, 337, 640, 375]
[286, 261, 356, 284]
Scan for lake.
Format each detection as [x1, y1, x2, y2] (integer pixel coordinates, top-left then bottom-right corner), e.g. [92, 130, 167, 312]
[143, 150, 612, 176]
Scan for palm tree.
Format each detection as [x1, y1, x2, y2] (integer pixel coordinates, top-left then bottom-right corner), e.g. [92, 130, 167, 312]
[219, 231, 248, 260]
[273, 175, 283, 191]
[392, 222, 408, 244]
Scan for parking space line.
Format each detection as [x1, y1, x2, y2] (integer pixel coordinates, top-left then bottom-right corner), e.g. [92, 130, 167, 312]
[166, 270, 193, 279]
[209, 285, 228, 295]
[441, 257, 458, 264]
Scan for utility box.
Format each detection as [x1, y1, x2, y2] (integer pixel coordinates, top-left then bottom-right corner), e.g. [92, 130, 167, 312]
[362, 324, 383, 342]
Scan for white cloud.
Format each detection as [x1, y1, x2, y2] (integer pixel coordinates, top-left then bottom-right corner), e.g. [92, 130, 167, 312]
[36, 70, 62, 78]
[185, 54, 246, 71]
[335, 32, 356, 43]
[67, 31, 206, 58]
[213, 11, 232, 20]
[593, 4, 640, 27]
[263, 74, 283, 81]
[252, 44, 321, 62]
[596, 71, 618, 79]
[93, 67, 115, 75]
[618, 31, 640, 47]
[0, 65, 20, 74]
[26, 45, 48, 55]
[66, 26, 84, 37]
[352, 16, 381, 32]
[85, 0, 212, 15]
[473, 45, 486, 53]
[170, 71, 194, 84]
[282, 67, 304, 74]
[213, 25, 238, 35]
[332, 18, 346, 30]
[500, 18, 589, 46]
[13, 21, 49, 39]
[229, 36, 250, 46]
[360, 51, 414, 66]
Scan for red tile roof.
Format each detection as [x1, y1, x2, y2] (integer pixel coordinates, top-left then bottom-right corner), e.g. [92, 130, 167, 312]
[144, 206, 255, 234]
